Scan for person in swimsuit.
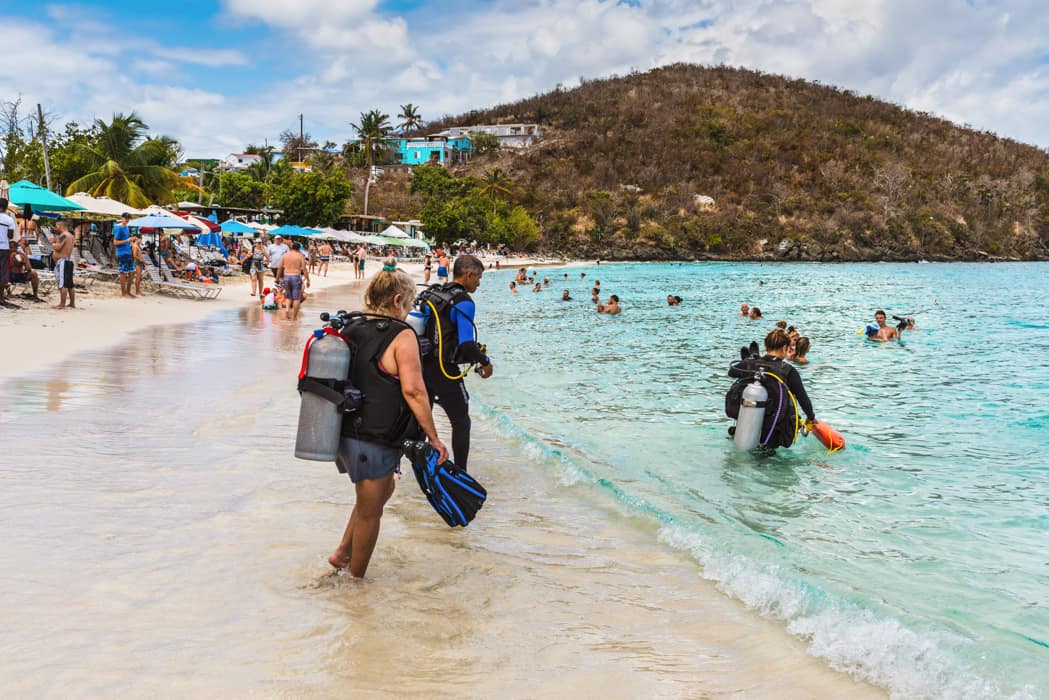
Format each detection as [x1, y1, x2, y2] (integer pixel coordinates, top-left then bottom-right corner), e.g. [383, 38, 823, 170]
[278, 241, 310, 321]
[130, 234, 145, 296]
[437, 253, 450, 282]
[423, 254, 433, 284]
[356, 246, 366, 280]
[318, 242, 332, 277]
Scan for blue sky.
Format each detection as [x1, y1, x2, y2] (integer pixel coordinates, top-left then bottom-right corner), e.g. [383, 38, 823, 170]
[2, 0, 1049, 157]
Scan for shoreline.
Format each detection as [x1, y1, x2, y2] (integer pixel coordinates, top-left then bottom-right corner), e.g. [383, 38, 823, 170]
[0, 255, 563, 382]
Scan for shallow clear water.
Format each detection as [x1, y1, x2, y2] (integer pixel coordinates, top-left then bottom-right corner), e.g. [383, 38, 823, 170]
[0, 283, 880, 698]
[472, 262, 1049, 699]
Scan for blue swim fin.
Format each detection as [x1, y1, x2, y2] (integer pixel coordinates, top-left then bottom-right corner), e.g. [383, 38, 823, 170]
[403, 440, 487, 527]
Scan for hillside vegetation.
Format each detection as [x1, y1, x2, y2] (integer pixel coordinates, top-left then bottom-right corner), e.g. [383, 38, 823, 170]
[428, 63, 1049, 261]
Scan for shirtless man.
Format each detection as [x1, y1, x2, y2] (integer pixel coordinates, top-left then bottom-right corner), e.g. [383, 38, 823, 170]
[9, 235, 42, 298]
[278, 241, 310, 320]
[597, 294, 621, 315]
[870, 310, 898, 342]
[318, 241, 332, 277]
[739, 303, 750, 316]
[50, 220, 76, 309]
[437, 253, 451, 283]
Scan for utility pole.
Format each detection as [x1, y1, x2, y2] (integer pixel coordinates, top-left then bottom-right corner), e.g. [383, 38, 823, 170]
[298, 113, 304, 163]
[37, 104, 52, 191]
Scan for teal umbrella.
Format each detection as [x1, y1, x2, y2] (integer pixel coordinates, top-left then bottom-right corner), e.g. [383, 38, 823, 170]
[7, 179, 86, 212]
[219, 219, 256, 234]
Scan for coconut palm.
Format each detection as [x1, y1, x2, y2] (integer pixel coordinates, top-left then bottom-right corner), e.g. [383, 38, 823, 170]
[65, 112, 193, 207]
[479, 167, 513, 216]
[397, 103, 423, 134]
[244, 144, 276, 182]
[350, 109, 394, 170]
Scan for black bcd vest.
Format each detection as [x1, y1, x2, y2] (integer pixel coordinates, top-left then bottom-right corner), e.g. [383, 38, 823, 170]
[339, 315, 423, 447]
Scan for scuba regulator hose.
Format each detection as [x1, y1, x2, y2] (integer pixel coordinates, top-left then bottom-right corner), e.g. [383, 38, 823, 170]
[425, 298, 484, 381]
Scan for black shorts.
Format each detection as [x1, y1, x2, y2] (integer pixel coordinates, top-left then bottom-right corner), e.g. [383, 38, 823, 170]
[55, 258, 74, 289]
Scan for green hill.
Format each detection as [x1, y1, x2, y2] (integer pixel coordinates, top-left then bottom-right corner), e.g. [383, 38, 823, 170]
[430, 63, 1049, 261]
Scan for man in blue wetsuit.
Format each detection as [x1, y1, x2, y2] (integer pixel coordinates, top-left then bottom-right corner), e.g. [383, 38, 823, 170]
[421, 254, 492, 471]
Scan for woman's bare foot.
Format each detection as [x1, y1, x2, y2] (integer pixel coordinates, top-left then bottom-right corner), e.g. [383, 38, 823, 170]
[328, 553, 349, 570]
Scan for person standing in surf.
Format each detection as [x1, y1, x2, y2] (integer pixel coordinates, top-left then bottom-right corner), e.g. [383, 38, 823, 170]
[329, 260, 449, 578]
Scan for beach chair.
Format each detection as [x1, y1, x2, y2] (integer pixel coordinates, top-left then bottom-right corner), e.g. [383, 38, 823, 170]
[148, 258, 222, 300]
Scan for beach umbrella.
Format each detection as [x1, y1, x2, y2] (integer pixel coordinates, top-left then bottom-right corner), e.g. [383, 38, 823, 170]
[220, 219, 257, 234]
[127, 214, 200, 230]
[0, 179, 8, 199]
[7, 179, 86, 212]
[178, 212, 220, 233]
[66, 192, 143, 219]
[380, 224, 410, 239]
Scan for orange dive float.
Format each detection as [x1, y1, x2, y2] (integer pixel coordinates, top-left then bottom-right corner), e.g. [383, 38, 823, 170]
[810, 420, 845, 453]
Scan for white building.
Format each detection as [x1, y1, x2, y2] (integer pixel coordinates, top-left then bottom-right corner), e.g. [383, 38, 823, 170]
[431, 123, 543, 149]
[222, 153, 263, 170]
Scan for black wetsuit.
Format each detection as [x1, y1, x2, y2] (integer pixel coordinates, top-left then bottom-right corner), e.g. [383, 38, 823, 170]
[422, 283, 489, 470]
[729, 355, 815, 421]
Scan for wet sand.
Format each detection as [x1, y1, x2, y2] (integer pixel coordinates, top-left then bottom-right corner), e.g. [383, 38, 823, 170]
[0, 273, 883, 697]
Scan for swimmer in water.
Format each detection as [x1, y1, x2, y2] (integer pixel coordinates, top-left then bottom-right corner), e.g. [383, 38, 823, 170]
[533, 282, 542, 293]
[597, 294, 621, 315]
[561, 289, 572, 301]
[739, 303, 749, 316]
[748, 306, 763, 320]
[509, 280, 518, 294]
[791, 336, 810, 365]
[868, 310, 898, 342]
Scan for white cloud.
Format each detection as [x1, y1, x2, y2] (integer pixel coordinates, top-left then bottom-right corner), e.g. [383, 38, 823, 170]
[6, 0, 1049, 160]
[153, 48, 248, 68]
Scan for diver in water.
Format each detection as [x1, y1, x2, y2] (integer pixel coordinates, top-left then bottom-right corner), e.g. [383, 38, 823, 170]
[728, 329, 816, 447]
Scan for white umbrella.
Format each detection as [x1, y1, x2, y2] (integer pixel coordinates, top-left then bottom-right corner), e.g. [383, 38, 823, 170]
[380, 224, 410, 239]
[66, 192, 144, 218]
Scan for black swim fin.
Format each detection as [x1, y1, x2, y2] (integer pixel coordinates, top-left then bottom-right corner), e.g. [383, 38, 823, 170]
[749, 341, 760, 358]
[402, 440, 487, 527]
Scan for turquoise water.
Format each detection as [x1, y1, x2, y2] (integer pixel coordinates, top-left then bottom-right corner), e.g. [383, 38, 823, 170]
[470, 262, 1049, 699]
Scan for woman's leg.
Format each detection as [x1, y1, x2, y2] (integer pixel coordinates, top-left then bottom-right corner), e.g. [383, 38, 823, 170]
[330, 475, 395, 578]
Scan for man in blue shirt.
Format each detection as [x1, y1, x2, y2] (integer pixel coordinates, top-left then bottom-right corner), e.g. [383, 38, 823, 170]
[113, 213, 135, 298]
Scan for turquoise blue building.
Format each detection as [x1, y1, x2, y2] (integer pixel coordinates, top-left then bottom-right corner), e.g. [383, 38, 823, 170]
[346, 136, 473, 166]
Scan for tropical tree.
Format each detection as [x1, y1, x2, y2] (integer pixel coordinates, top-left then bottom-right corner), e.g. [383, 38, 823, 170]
[350, 109, 394, 170]
[244, 143, 276, 182]
[479, 167, 513, 216]
[397, 103, 423, 134]
[65, 112, 192, 207]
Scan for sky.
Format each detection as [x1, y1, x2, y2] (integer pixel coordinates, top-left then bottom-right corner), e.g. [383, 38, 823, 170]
[2, 0, 1049, 158]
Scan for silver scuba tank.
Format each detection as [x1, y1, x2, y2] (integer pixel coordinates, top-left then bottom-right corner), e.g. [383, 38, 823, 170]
[406, 305, 433, 356]
[295, 331, 352, 461]
[733, 378, 768, 450]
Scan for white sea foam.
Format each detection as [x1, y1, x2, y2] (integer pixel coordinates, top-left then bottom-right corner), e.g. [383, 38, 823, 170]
[658, 525, 1035, 700]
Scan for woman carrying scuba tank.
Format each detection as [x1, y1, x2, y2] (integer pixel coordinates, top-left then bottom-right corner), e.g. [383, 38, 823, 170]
[729, 329, 817, 449]
[328, 259, 449, 578]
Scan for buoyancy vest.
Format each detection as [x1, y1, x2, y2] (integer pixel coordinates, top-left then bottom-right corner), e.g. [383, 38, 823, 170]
[725, 357, 799, 449]
[339, 315, 423, 447]
[418, 283, 474, 368]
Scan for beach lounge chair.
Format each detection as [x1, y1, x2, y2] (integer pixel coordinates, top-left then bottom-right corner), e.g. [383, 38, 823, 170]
[144, 258, 221, 300]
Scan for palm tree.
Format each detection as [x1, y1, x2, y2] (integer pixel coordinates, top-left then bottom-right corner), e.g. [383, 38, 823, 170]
[244, 144, 276, 182]
[397, 103, 423, 134]
[479, 168, 513, 216]
[65, 112, 193, 207]
[349, 109, 394, 171]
